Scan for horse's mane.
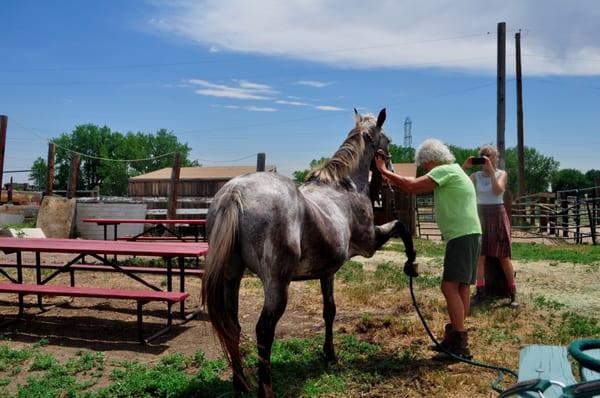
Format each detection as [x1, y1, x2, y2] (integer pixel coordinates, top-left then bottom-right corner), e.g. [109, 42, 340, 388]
[306, 115, 377, 183]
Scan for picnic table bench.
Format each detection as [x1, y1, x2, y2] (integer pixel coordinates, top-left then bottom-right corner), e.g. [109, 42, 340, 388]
[0, 283, 188, 343]
[82, 218, 207, 242]
[0, 237, 208, 343]
[499, 339, 600, 397]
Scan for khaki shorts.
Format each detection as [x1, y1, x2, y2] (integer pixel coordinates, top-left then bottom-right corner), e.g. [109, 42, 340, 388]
[442, 234, 481, 285]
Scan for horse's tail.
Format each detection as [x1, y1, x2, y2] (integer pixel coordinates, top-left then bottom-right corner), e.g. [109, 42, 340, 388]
[202, 189, 250, 389]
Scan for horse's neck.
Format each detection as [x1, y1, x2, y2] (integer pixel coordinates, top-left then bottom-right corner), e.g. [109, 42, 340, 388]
[349, 156, 373, 195]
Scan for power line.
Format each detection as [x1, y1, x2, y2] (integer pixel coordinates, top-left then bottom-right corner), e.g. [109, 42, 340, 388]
[0, 31, 498, 74]
[9, 119, 178, 163]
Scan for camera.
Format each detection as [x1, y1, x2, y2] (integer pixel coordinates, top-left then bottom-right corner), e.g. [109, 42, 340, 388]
[471, 157, 486, 165]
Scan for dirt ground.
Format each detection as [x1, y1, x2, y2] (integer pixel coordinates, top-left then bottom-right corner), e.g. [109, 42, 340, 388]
[0, 248, 598, 396]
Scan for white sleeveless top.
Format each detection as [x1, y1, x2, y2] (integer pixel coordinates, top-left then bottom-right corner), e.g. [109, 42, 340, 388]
[475, 170, 504, 204]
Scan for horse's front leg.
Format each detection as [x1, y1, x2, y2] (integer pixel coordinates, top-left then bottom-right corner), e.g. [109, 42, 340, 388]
[320, 274, 337, 363]
[375, 220, 417, 273]
[256, 282, 289, 398]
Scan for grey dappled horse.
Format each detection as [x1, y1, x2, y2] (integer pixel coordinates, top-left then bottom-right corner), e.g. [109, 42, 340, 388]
[202, 109, 416, 398]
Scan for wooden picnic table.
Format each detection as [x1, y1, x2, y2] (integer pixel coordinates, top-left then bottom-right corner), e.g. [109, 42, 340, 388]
[0, 237, 208, 342]
[82, 218, 207, 242]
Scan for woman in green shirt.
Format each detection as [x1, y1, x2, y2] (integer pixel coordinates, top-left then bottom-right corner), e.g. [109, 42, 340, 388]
[375, 138, 481, 359]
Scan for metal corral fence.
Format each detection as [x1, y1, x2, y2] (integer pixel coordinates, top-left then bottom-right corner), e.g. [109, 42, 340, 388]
[415, 186, 599, 245]
[511, 186, 599, 244]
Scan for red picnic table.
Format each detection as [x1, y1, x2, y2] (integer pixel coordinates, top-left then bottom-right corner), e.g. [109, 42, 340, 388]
[0, 237, 208, 343]
[82, 218, 207, 242]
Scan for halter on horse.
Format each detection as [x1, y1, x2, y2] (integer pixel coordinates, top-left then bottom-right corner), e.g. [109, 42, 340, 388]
[202, 108, 416, 398]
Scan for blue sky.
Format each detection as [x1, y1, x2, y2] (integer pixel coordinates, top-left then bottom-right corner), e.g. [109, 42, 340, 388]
[2, 0, 599, 183]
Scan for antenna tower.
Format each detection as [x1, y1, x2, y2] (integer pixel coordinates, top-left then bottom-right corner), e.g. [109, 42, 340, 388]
[403, 117, 412, 148]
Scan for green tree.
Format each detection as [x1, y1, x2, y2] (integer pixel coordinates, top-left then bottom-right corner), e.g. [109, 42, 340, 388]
[504, 146, 559, 194]
[448, 145, 479, 168]
[585, 169, 600, 187]
[551, 169, 589, 192]
[388, 144, 415, 163]
[31, 125, 196, 196]
[293, 157, 329, 183]
[29, 157, 47, 189]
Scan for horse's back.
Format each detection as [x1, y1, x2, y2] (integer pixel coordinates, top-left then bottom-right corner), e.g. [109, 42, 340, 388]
[207, 172, 304, 277]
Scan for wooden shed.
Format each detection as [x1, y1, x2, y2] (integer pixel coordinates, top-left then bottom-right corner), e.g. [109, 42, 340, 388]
[373, 163, 417, 235]
[128, 165, 277, 198]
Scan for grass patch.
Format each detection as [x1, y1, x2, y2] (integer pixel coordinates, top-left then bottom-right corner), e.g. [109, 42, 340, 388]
[512, 242, 600, 265]
[385, 237, 600, 265]
[556, 312, 600, 343]
[533, 295, 566, 311]
[337, 261, 365, 284]
[383, 238, 445, 258]
[0, 335, 399, 398]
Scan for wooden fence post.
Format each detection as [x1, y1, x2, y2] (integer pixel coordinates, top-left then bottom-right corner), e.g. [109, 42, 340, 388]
[549, 195, 556, 236]
[167, 152, 181, 220]
[256, 153, 266, 172]
[539, 194, 547, 233]
[46, 143, 56, 196]
[66, 153, 80, 199]
[561, 195, 569, 238]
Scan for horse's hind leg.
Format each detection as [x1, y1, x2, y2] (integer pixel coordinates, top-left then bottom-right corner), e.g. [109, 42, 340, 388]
[256, 281, 289, 398]
[224, 259, 248, 393]
[320, 275, 337, 363]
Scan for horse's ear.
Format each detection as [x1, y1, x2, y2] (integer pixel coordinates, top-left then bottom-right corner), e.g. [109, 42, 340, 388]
[376, 108, 387, 128]
[353, 108, 362, 125]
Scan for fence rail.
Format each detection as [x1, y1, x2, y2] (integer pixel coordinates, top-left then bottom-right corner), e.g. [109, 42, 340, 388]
[414, 186, 600, 245]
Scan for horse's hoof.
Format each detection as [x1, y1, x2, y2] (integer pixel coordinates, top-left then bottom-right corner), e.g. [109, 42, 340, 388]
[323, 351, 338, 364]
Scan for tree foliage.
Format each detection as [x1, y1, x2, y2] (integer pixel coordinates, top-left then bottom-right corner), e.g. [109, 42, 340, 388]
[30, 125, 197, 196]
[292, 157, 329, 183]
[552, 169, 590, 192]
[29, 157, 48, 189]
[388, 144, 415, 163]
[504, 146, 559, 194]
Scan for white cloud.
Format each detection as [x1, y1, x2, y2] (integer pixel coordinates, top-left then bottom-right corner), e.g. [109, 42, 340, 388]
[295, 80, 332, 88]
[187, 79, 275, 99]
[275, 99, 309, 106]
[247, 106, 277, 112]
[208, 45, 219, 53]
[150, 0, 600, 76]
[315, 105, 344, 111]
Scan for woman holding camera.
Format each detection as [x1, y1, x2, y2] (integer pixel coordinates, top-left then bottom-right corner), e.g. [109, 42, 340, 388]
[463, 144, 518, 307]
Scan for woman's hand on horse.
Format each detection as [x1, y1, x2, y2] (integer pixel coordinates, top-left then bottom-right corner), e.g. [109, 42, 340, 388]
[374, 155, 386, 171]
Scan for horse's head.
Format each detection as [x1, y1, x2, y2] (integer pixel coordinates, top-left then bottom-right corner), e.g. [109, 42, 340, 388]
[353, 108, 393, 199]
[305, 108, 392, 194]
[354, 108, 393, 173]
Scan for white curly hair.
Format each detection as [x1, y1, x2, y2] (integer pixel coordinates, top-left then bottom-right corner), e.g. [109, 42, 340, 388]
[415, 138, 455, 167]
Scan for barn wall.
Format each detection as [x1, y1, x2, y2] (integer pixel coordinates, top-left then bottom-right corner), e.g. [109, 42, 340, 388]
[128, 179, 228, 198]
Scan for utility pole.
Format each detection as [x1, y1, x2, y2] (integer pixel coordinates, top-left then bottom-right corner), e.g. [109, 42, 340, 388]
[0, 115, 7, 202]
[516, 31, 526, 197]
[497, 22, 506, 169]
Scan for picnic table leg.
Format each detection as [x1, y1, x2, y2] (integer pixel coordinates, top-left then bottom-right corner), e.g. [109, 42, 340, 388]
[179, 256, 185, 318]
[113, 224, 118, 262]
[165, 256, 173, 291]
[16, 252, 24, 316]
[35, 252, 43, 309]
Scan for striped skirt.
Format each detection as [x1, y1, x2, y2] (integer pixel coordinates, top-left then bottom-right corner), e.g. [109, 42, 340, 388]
[478, 204, 512, 258]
